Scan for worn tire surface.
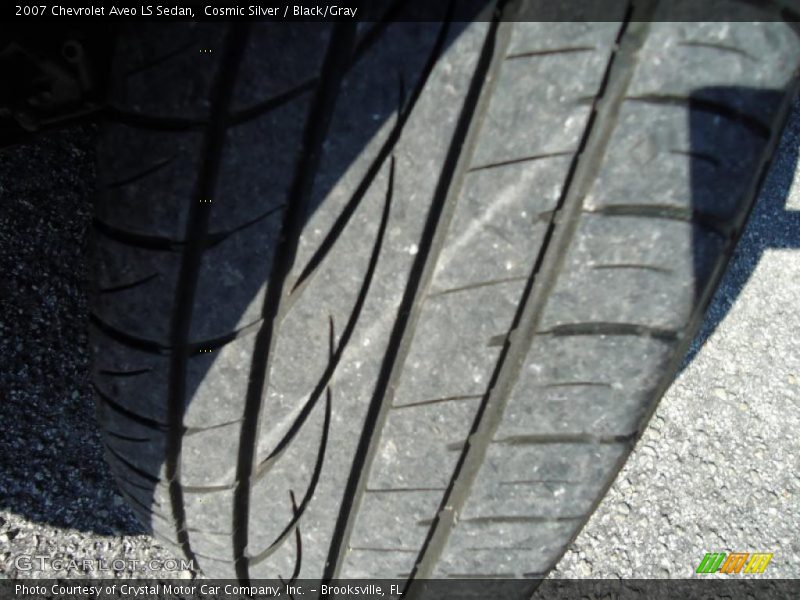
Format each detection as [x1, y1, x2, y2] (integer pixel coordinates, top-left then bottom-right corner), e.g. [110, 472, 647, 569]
[91, 0, 800, 589]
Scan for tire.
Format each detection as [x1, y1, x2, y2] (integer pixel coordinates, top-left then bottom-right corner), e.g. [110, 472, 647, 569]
[91, 3, 800, 588]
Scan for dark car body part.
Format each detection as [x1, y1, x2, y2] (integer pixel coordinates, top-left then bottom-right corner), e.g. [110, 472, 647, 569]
[0, 26, 113, 146]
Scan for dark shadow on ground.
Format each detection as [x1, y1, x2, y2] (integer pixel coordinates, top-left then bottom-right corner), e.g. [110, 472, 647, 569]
[684, 96, 800, 368]
[0, 125, 142, 536]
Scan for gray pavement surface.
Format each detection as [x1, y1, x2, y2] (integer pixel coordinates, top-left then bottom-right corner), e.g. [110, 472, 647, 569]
[0, 98, 798, 580]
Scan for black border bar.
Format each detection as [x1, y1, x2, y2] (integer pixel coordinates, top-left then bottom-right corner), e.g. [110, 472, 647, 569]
[4, 0, 800, 22]
[3, 579, 800, 600]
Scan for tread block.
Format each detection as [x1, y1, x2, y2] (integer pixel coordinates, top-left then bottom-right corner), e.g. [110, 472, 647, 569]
[629, 19, 800, 124]
[93, 333, 170, 424]
[111, 475, 172, 524]
[181, 488, 235, 556]
[186, 525, 234, 563]
[109, 24, 226, 119]
[248, 397, 327, 553]
[93, 236, 180, 345]
[432, 520, 576, 577]
[392, 282, 522, 407]
[368, 400, 480, 490]
[93, 328, 253, 430]
[507, 21, 623, 57]
[183, 333, 255, 427]
[497, 334, 673, 438]
[290, 20, 443, 283]
[335, 18, 625, 579]
[104, 434, 167, 483]
[246, 526, 302, 581]
[340, 547, 419, 579]
[538, 214, 724, 332]
[188, 212, 283, 342]
[472, 26, 615, 167]
[584, 102, 769, 221]
[459, 441, 628, 520]
[347, 489, 442, 549]
[232, 23, 331, 112]
[212, 97, 308, 232]
[431, 160, 566, 290]
[96, 124, 202, 240]
[181, 422, 240, 486]
[192, 552, 240, 578]
[261, 196, 383, 430]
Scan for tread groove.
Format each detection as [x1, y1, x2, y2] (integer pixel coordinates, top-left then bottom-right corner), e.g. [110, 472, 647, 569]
[289, 18, 452, 296]
[255, 155, 394, 477]
[104, 155, 176, 189]
[467, 150, 573, 172]
[104, 442, 161, 484]
[104, 106, 205, 131]
[544, 381, 612, 389]
[95, 204, 285, 254]
[187, 318, 264, 354]
[591, 263, 672, 274]
[624, 94, 772, 139]
[182, 483, 236, 493]
[205, 204, 286, 248]
[94, 383, 169, 431]
[227, 0, 404, 128]
[233, 21, 358, 581]
[459, 515, 585, 524]
[586, 203, 734, 237]
[105, 430, 151, 443]
[406, 6, 654, 586]
[499, 479, 581, 486]
[125, 39, 198, 76]
[228, 80, 315, 127]
[94, 218, 183, 252]
[487, 333, 508, 347]
[98, 273, 160, 295]
[543, 321, 681, 341]
[90, 310, 171, 357]
[184, 419, 243, 436]
[506, 46, 595, 60]
[366, 487, 446, 493]
[118, 488, 168, 520]
[349, 547, 418, 553]
[98, 367, 152, 378]
[427, 276, 527, 298]
[284, 491, 303, 586]
[118, 476, 160, 496]
[492, 432, 637, 445]
[677, 40, 754, 60]
[163, 24, 251, 574]
[669, 148, 722, 168]
[249, 390, 332, 565]
[392, 394, 483, 410]
[323, 2, 512, 582]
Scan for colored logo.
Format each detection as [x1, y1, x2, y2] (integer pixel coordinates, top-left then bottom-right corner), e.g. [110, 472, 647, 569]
[696, 552, 773, 574]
